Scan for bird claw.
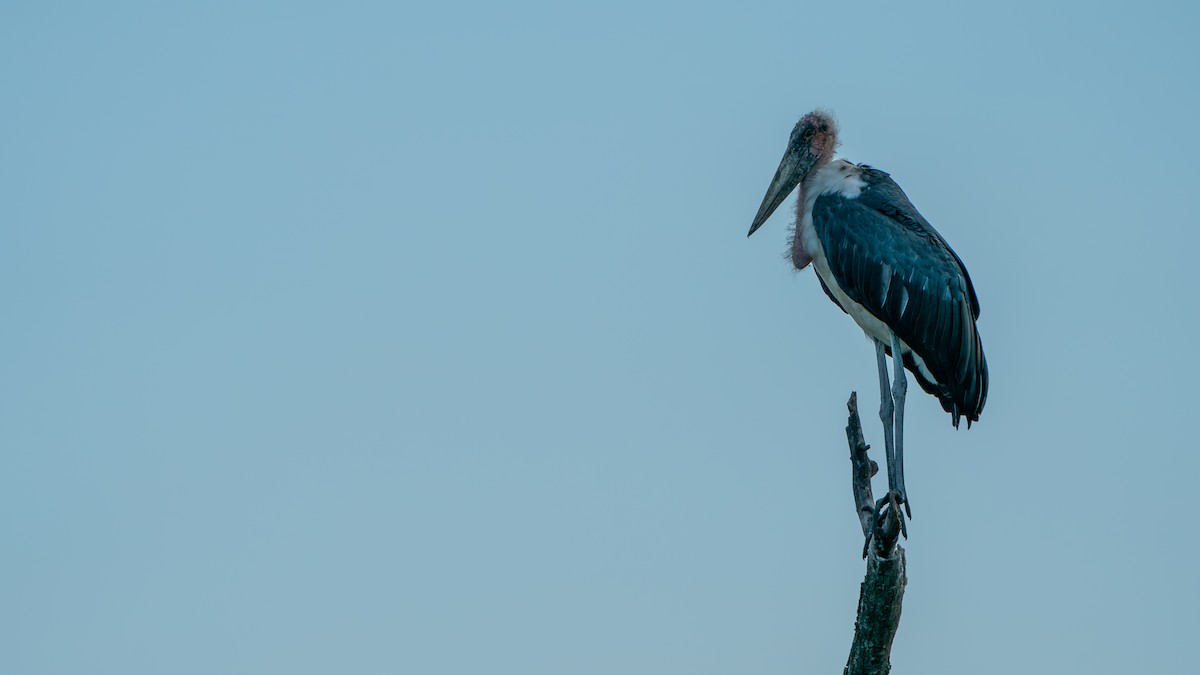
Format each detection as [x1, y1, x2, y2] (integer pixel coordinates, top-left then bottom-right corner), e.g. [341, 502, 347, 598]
[877, 489, 910, 538]
[895, 488, 912, 520]
[861, 489, 911, 558]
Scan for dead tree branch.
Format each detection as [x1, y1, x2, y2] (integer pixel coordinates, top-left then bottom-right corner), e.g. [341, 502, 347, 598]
[844, 392, 908, 675]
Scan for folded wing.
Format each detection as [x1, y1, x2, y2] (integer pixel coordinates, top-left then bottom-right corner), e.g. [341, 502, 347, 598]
[812, 168, 987, 427]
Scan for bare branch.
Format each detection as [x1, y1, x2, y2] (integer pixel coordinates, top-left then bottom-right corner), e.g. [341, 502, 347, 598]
[844, 392, 908, 675]
[845, 546, 907, 675]
[846, 392, 876, 538]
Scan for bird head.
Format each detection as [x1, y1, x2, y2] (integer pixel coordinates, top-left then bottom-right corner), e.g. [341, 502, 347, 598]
[747, 110, 839, 237]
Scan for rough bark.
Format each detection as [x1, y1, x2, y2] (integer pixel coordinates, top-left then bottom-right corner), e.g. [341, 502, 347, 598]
[843, 392, 907, 675]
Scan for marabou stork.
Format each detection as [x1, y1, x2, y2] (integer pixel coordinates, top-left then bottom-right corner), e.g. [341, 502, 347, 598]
[747, 111, 987, 520]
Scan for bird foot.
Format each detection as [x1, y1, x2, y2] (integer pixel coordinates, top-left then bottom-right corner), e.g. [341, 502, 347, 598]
[879, 489, 910, 534]
[861, 490, 911, 558]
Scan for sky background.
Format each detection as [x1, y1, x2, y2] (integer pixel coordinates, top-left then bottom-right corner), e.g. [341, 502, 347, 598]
[3, 1, 1199, 673]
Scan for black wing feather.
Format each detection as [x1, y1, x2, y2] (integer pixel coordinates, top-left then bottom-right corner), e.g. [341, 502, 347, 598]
[812, 168, 988, 426]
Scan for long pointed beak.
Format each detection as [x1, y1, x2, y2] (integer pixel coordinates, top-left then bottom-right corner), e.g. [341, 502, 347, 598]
[747, 147, 815, 237]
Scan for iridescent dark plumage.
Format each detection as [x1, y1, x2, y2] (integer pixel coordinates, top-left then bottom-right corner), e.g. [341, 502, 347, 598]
[812, 166, 987, 427]
[747, 110, 989, 522]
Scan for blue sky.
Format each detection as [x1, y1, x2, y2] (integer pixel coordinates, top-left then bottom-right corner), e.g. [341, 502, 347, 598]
[3, 1, 1198, 673]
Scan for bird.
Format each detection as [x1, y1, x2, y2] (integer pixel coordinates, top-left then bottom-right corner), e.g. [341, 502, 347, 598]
[746, 110, 987, 522]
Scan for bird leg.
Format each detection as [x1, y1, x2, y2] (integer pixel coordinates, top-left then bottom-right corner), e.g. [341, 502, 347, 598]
[867, 338, 910, 548]
[871, 340, 906, 539]
[889, 331, 911, 519]
[874, 339, 896, 494]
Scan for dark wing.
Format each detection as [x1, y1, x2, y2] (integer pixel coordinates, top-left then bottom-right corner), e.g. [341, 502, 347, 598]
[812, 168, 987, 427]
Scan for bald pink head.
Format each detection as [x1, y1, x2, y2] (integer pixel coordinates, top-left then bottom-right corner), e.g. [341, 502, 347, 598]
[796, 110, 839, 167]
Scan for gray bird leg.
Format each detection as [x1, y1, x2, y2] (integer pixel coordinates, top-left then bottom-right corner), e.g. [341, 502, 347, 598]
[871, 338, 906, 542]
[889, 331, 911, 518]
[874, 339, 896, 496]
